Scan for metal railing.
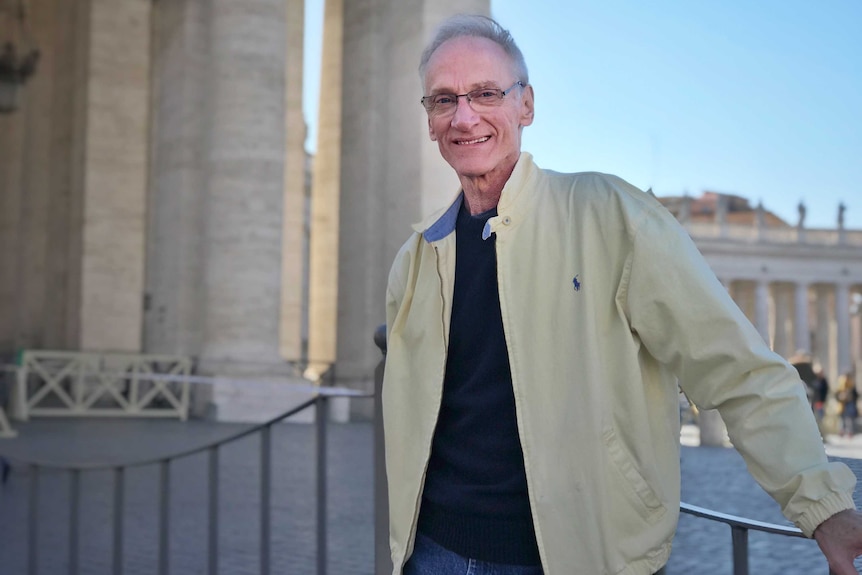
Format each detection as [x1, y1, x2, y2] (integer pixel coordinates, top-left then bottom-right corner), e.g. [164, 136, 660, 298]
[0, 371, 372, 575]
[674, 503, 836, 575]
[0, 328, 845, 575]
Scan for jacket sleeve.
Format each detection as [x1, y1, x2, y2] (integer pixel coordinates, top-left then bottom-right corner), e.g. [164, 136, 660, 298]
[620, 198, 856, 537]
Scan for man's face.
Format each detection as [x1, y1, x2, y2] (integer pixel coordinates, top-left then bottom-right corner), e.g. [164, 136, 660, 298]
[423, 36, 534, 181]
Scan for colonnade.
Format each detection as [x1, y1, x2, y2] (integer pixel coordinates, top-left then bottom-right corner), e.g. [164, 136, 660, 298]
[688, 217, 862, 391]
[718, 277, 861, 386]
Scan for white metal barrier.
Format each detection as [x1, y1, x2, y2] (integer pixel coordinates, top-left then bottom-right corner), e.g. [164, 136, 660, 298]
[11, 350, 192, 421]
[0, 365, 17, 437]
[0, 404, 15, 437]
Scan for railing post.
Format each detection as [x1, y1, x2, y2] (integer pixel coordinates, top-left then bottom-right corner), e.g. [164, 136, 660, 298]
[731, 525, 749, 575]
[316, 394, 329, 575]
[208, 446, 219, 575]
[28, 464, 38, 575]
[158, 460, 170, 575]
[113, 467, 125, 575]
[374, 324, 392, 575]
[260, 425, 272, 575]
[69, 469, 80, 575]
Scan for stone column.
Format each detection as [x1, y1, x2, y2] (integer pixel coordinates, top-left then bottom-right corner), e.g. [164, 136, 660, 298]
[814, 285, 833, 382]
[0, 89, 24, 351]
[836, 282, 851, 377]
[198, 0, 288, 372]
[146, 0, 208, 357]
[3, 0, 87, 353]
[772, 283, 790, 357]
[754, 279, 770, 344]
[280, 0, 306, 361]
[79, 0, 152, 351]
[698, 409, 728, 447]
[148, 0, 312, 422]
[794, 282, 811, 354]
[852, 289, 862, 377]
[336, 0, 386, 403]
[334, 0, 490, 419]
[730, 281, 754, 325]
[1, 0, 147, 354]
[307, 0, 343, 374]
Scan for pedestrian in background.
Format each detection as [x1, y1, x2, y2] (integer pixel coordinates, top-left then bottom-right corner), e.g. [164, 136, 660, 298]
[837, 373, 859, 438]
[813, 366, 830, 424]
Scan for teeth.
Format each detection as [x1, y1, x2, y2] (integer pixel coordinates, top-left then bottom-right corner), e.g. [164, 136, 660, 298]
[456, 136, 489, 145]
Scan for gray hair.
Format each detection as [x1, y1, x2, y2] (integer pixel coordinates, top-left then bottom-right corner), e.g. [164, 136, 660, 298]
[419, 14, 529, 86]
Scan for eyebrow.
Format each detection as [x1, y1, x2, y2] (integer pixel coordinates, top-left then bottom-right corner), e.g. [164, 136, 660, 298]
[428, 80, 501, 95]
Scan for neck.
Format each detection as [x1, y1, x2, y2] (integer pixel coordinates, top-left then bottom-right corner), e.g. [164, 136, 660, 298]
[459, 154, 519, 215]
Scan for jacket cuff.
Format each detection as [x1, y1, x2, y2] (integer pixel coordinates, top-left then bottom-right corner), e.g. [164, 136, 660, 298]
[796, 491, 857, 538]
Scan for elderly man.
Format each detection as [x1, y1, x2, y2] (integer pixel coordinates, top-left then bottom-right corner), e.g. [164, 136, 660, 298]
[382, 13, 862, 575]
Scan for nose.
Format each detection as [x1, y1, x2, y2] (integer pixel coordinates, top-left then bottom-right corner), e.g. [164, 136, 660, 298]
[450, 95, 479, 130]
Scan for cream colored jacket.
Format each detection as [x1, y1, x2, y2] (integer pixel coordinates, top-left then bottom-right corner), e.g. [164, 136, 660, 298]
[383, 153, 856, 575]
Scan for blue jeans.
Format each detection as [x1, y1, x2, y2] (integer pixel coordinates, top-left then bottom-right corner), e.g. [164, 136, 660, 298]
[403, 533, 544, 575]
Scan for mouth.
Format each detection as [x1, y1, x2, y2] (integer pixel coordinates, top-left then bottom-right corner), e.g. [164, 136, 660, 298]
[454, 136, 490, 145]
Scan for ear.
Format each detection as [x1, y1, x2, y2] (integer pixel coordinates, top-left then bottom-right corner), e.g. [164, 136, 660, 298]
[520, 84, 535, 127]
[428, 116, 438, 142]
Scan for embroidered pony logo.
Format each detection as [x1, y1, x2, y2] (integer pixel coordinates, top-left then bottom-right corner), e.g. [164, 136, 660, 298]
[573, 275, 581, 291]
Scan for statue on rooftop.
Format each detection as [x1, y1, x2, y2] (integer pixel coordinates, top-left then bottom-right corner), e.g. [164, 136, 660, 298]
[797, 201, 806, 229]
[679, 193, 691, 223]
[838, 202, 846, 229]
[715, 195, 728, 225]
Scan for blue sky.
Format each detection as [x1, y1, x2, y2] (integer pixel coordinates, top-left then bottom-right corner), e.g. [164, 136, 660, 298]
[304, 1, 862, 229]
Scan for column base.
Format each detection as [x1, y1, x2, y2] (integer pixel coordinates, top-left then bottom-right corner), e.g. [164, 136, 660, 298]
[193, 359, 349, 424]
[698, 409, 730, 447]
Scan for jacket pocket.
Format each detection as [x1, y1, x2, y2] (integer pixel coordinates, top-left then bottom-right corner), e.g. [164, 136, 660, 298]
[602, 426, 666, 524]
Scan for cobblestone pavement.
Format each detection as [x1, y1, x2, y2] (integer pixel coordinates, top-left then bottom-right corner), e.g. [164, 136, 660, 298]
[1, 419, 861, 575]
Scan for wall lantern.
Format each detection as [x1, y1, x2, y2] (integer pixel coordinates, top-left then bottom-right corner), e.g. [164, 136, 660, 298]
[0, 0, 39, 114]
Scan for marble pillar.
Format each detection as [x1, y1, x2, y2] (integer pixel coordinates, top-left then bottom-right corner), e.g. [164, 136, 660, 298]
[334, 0, 490, 418]
[78, 0, 151, 351]
[698, 409, 729, 447]
[307, 0, 343, 374]
[146, 0, 208, 357]
[198, 0, 288, 372]
[814, 285, 833, 381]
[772, 283, 791, 357]
[0, 0, 148, 354]
[836, 282, 851, 377]
[794, 282, 811, 354]
[280, 0, 306, 361]
[754, 279, 770, 344]
[852, 290, 862, 376]
[0, 88, 24, 351]
[730, 281, 751, 325]
[147, 0, 314, 422]
[336, 0, 387, 401]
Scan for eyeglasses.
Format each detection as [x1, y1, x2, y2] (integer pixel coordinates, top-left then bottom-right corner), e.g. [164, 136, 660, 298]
[420, 81, 525, 115]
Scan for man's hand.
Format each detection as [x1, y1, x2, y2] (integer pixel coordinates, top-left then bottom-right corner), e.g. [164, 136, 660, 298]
[814, 509, 862, 575]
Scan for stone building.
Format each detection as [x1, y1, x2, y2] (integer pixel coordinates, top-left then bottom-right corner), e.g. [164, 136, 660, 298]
[1, 0, 858, 421]
[0, 0, 488, 421]
[660, 192, 862, 387]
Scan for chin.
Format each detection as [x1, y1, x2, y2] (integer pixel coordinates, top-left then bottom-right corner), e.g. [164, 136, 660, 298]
[445, 157, 494, 179]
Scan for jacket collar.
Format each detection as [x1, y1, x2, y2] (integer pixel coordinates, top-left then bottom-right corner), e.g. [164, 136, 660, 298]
[413, 152, 537, 243]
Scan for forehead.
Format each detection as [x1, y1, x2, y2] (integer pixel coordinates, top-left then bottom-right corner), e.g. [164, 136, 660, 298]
[423, 36, 515, 92]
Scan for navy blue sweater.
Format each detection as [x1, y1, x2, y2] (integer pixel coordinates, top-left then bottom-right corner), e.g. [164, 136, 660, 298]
[417, 202, 540, 566]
